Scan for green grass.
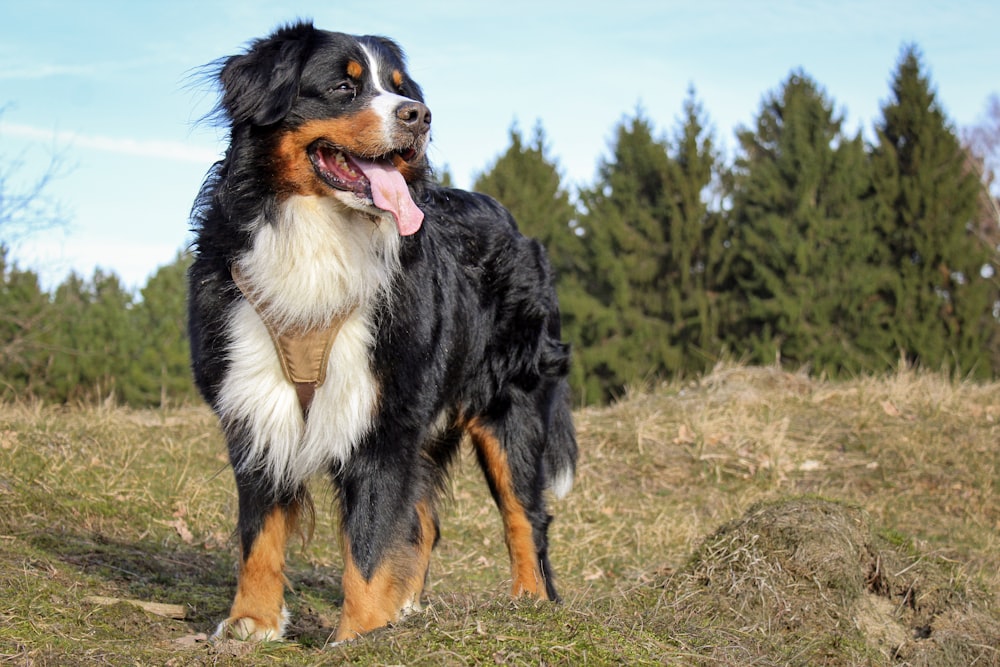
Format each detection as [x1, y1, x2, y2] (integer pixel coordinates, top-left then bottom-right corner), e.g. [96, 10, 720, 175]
[1, 363, 998, 665]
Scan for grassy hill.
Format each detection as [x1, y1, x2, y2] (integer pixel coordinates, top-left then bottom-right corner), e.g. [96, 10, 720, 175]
[1, 364, 998, 665]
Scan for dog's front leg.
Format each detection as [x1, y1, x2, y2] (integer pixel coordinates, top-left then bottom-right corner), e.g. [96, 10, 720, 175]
[214, 476, 305, 641]
[333, 452, 438, 641]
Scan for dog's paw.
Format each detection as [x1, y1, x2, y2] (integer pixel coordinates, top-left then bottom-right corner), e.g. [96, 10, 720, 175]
[399, 595, 423, 618]
[212, 607, 289, 642]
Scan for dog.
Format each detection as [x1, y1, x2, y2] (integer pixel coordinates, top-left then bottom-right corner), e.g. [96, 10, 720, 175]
[187, 21, 577, 642]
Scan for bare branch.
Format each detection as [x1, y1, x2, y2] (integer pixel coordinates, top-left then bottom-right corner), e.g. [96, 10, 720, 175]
[0, 113, 71, 245]
[0, 153, 70, 243]
[963, 93, 1000, 196]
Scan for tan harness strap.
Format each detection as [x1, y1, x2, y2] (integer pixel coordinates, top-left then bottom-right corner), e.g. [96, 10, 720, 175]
[231, 266, 354, 416]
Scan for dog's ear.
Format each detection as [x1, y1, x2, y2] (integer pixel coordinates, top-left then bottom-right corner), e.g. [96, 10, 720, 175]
[219, 21, 317, 126]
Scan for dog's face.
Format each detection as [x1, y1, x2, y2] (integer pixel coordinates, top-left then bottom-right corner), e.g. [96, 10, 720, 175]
[217, 23, 430, 234]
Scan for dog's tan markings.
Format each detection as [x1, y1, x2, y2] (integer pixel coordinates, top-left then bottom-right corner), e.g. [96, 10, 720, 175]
[273, 115, 395, 197]
[274, 130, 329, 198]
[335, 503, 436, 641]
[413, 499, 438, 591]
[466, 418, 549, 599]
[391, 152, 423, 183]
[299, 116, 390, 157]
[222, 504, 299, 639]
[347, 60, 364, 79]
[391, 69, 404, 88]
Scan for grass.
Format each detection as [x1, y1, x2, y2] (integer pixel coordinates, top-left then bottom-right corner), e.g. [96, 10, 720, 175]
[1, 362, 998, 665]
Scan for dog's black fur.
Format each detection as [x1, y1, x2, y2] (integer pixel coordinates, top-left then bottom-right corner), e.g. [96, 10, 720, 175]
[187, 21, 576, 640]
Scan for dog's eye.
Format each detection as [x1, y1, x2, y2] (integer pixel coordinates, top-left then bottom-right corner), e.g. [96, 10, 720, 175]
[327, 82, 357, 97]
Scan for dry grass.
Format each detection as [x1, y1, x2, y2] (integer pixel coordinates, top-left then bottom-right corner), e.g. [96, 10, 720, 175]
[1, 362, 998, 665]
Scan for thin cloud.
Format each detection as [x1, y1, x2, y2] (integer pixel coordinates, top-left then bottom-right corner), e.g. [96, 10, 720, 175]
[0, 122, 219, 164]
[0, 63, 105, 80]
[0, 54, 173, 81]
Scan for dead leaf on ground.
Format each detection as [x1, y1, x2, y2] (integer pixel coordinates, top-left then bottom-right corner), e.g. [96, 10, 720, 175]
[673, 424, 696, 445]
[172, 632, 209, 648]
[881, 400, 901, 417]
[159, 517, 194, 544]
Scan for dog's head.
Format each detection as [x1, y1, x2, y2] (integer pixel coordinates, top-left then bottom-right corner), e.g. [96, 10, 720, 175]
[214, 21, 430, 234]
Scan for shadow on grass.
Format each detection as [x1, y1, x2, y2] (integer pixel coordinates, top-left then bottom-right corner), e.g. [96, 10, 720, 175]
[25, 526, 353, 647]
[30, 529, 231, 627]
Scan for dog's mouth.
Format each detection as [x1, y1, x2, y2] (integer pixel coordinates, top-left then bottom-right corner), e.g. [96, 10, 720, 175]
[308, 142, 424, 236]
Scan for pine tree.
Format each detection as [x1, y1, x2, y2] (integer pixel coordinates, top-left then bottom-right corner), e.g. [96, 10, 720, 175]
[90, 271, 136, 399]
[576, 109, 677, 401]
[871, 46, 997, 376]
[722, 71, 886, 374]
[659, 87, 727, 372]
[126, 253, 197, 406]
[46, 272, 87, 401]
[48, 269, 136, 402]
[0, 247, 51, 398]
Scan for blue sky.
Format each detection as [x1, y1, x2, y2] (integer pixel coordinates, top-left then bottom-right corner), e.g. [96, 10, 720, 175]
[2, 0, 998, 291]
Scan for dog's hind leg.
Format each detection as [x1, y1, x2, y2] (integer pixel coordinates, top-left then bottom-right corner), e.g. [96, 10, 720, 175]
[466, 413, 558, 602]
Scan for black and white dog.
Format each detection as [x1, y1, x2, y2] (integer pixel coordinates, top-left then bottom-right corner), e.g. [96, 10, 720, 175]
[187, 21, 576, 641]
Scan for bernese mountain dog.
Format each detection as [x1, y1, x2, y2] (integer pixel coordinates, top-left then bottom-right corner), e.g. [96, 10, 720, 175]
[187, 21, 577, 642]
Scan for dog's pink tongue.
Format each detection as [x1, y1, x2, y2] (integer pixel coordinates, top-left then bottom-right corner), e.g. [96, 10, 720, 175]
[353, 157, 424, 236]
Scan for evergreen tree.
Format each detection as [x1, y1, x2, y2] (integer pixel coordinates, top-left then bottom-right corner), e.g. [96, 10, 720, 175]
[659, 87, 728, 372]
[48, 269, 136, 402]
[45, 272, 86, 401]
[870, 46, 997, 376]
[0, 247, 51, 398]
[722, 71, 886, 374]
[90, 271, 136, 398]
[126, 253, 197, 406]
[576, 109, 677, 402]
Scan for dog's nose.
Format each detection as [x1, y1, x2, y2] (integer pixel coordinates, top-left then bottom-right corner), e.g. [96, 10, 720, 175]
[396, 101, 431, 135]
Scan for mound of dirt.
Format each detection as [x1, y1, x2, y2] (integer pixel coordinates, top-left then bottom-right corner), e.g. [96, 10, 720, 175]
[654, 498, 1000, 665]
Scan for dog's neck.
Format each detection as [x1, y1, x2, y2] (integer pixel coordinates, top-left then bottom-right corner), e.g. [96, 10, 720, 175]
[236, 196, 401, 324]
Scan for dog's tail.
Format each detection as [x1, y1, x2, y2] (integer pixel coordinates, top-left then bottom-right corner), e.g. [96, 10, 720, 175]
[535, 254, 577, 500]
[543, 365, 577, 500]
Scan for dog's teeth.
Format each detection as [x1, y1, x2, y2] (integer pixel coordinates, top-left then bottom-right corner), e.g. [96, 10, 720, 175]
[334, 152, 359, 177]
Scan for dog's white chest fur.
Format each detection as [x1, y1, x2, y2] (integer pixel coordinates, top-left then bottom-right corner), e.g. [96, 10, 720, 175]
[215, 196, 400, 488]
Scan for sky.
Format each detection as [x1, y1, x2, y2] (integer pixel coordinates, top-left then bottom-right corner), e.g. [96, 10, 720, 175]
[1, 0, 998, 292]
